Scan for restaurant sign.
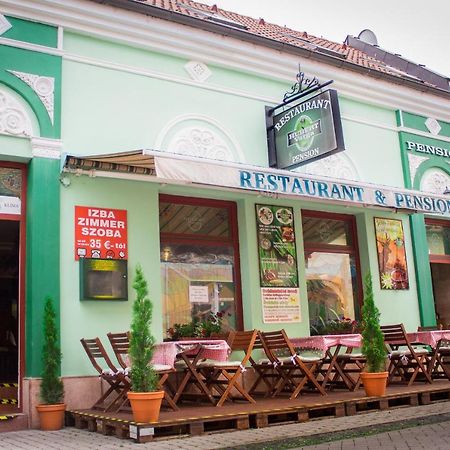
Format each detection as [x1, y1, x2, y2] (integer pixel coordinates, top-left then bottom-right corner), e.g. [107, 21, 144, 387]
[269, 89, 345, 169]
[75, 206, 128, 260]
[154, 156, 450, 217]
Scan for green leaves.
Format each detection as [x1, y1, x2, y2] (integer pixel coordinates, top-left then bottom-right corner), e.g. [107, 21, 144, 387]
[129, 265, 158, 392]
[40, 297, 64, 404]
[361, 273, 387, 373]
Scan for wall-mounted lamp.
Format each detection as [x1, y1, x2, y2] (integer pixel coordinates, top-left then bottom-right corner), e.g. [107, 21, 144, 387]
[162, 246, 172, 262]
[59, 175, 71, 187]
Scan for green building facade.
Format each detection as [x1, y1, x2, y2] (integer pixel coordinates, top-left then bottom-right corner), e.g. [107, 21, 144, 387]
[0, 0, 448, 427]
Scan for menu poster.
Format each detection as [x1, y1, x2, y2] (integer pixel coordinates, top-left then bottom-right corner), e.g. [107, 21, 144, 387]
[255, 204, 298, 287]
[261, 287, 301, 323]
[374, 217, 409, 290]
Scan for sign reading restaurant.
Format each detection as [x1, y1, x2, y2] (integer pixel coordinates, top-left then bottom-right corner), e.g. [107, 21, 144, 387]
[269, 89, 345, 170]
[154, 155, 450, 217]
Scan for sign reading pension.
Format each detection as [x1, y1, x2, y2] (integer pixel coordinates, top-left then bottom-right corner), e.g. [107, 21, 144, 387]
[75, 206, 128, 260]
[270, 89, 345, 169]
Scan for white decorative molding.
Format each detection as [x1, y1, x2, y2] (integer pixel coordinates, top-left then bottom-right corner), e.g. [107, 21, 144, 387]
[425, 117, 441, 136]
[8, 70, 54, 124]
[155, 114, 244, 163]
[31, 137, 62, 159]
[0, 14, 12, 36]
[420, 168, 450, 195]
[408, 153, 429, 185]
[294, 153, 360, 181]
[184, 61, 211, 82]
[168, 127, 235, 162]
[0, 89, 33, 137]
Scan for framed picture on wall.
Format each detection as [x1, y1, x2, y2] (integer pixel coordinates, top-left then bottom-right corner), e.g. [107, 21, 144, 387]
[374, 217, 409, 290]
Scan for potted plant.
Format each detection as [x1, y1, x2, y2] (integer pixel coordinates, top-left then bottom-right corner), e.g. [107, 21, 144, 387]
[127, 265, 164, 423]
[36, 297, 65, 431]
[360, 272, 388, 396]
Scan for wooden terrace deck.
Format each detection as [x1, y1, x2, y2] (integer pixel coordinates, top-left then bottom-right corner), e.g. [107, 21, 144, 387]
[67, 380, 450, 443]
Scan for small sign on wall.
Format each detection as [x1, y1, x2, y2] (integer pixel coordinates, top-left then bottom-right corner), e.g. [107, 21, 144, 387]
[75, 206, 128, 260]
[189, 285, 209, 303]
[261, 287, 301, 323]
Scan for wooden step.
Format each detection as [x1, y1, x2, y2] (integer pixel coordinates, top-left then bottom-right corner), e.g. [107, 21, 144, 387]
[0, 414, 28, 432]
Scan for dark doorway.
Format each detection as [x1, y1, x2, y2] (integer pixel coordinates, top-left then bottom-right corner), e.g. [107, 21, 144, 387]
[0, 220, 19, 410]
[431, 263, 450, 329]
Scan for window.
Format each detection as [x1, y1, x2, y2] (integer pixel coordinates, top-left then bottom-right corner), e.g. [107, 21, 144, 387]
[302, 211, 361, 334]
[426, 220, 450, 259]
[425, 218, 450, 328]
[160, 195, 242, 338]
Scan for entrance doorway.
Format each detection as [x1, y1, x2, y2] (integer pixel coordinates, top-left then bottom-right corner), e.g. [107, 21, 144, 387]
[0, 220, 19, 411]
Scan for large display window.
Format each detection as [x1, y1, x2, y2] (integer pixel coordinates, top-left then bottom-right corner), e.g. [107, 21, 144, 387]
[159, 195, 242, 338]
[302, 211, 362, 334]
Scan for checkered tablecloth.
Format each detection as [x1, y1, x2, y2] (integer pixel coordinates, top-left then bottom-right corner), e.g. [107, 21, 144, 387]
[151, 339, 231, 368]
[290, 334, 362, 353]
[406, 330, 450, 348]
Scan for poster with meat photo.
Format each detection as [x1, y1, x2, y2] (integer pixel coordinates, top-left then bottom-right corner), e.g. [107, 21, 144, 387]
[255, 204, 298, 288]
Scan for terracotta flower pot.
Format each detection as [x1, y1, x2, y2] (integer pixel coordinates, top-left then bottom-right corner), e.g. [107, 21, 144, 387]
[127, 391, 164, 423]
[361, 371, 388, 397]
[36, 403, 66, 431]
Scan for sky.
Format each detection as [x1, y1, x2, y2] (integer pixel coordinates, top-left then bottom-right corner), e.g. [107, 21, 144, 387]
[202, 0, 450, 77]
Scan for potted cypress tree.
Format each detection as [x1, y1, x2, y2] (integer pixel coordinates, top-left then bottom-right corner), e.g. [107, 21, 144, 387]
[36, 297, 65, 430]
[360, 273, 388, 396]
[127, 265, 164, 423]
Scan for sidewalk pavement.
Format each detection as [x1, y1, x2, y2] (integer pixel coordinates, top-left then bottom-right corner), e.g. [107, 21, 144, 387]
[2, 401, 450, 449]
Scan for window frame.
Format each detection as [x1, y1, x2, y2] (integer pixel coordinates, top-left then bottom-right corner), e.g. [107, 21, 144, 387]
[425, 218, 450, 264]
[302, 209, 363, 318]
[159, 194, 243, 331]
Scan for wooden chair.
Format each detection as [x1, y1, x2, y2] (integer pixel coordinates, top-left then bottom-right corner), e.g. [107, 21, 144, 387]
[247, 332, 281, 397]
[380, 324, 432, 385]
[259, 330, 326, 399]
[335, 351, 366, 391]
[107, 331, 178, 411]
[427, 338, 450, 380]
[199, 329, 258, 406]
[80, 337, 130, 412]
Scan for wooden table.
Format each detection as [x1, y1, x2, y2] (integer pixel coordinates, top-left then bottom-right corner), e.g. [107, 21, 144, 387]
[291, 334, 362, 390]
[152, 340, 230, 406]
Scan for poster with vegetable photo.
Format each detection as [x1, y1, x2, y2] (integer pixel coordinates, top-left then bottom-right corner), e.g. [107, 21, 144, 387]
[374, 217, 409, 290]
[255, 204, 298, 287]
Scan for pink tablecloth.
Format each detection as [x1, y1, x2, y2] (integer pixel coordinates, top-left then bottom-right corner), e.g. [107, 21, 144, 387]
[407, 330, 450, 348]
[290, 334, 362, 353]
[151, 339, 231, 368]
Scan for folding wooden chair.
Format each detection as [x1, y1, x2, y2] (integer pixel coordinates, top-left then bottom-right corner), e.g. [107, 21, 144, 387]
[427, 338, 450, 380]
[107, 331, 178, 411]
[198, 330, 257, 407]
[335, 351, 366, 391]
[247, 332, 281, 397]
[380, 324, 432, 385]
[259, 330, 326, 399]
[80, 337, 130, 412]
